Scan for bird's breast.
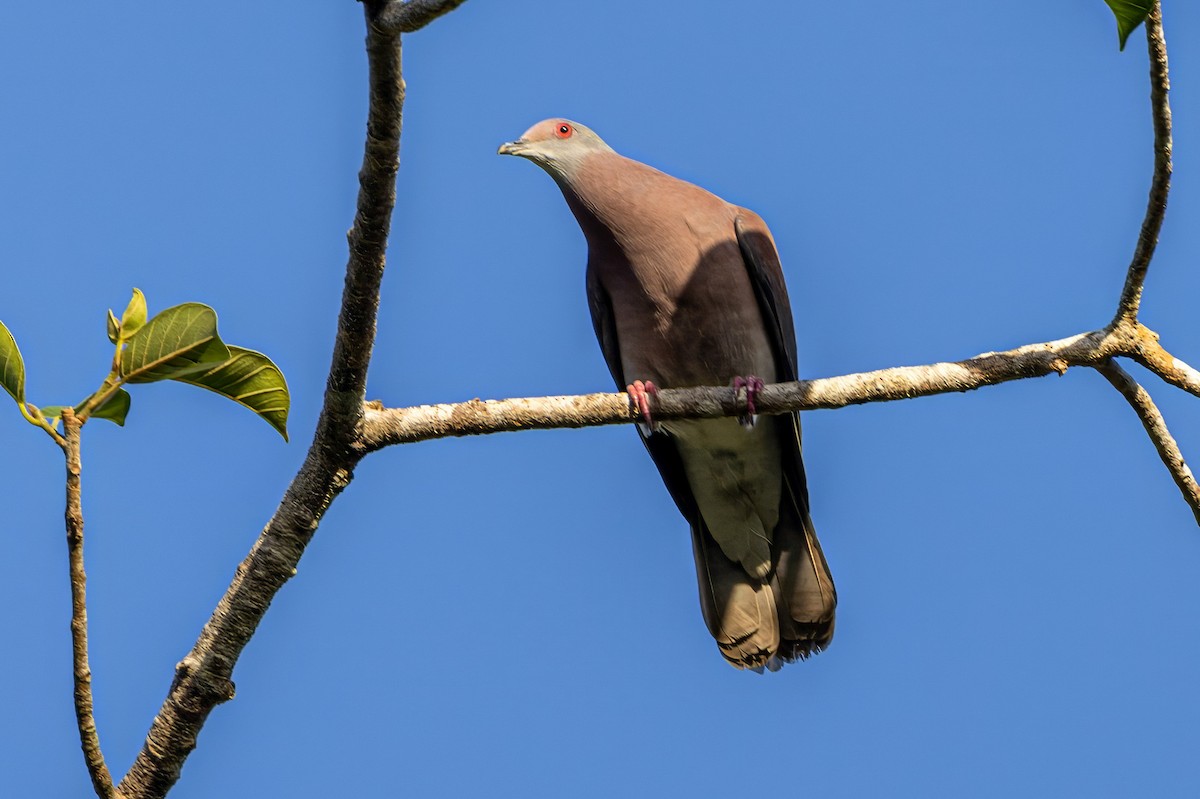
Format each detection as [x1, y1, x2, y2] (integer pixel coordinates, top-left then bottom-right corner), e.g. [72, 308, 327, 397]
[599, 234, 777, 389]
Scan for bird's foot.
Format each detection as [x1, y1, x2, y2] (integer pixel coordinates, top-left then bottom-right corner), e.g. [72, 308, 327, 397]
[733, 375, 765, 428]
[626, 379, 660, 435]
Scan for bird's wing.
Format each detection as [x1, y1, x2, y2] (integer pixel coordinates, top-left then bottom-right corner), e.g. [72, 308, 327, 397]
[734, 212, 799, 381]
[736, 212, 836, 658]
[586, 261, 702, 524]
[585, 263, 627, 391]
[734, 211, 813, 509]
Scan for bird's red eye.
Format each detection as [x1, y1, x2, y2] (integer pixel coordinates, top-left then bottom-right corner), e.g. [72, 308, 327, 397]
[555, 123, 573, 139]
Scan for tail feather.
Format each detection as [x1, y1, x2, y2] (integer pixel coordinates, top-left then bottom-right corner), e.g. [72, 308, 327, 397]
[770, 489, 836, 662]
[691, 488, 836, 670]
[691, 521, 779, 670]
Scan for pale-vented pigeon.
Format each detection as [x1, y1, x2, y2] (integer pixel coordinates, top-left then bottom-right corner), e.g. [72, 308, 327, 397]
[499, 119, 836, 670]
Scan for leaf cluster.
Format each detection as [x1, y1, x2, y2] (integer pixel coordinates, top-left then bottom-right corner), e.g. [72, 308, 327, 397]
[0, 289, 289, 440]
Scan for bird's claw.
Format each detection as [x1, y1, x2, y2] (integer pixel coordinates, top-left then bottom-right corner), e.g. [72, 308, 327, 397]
[627, 379, 661, 435]
[733, 376, 765, 428]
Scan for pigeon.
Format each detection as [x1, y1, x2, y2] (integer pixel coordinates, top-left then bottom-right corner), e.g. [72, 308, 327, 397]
[499, 119, 836, 670]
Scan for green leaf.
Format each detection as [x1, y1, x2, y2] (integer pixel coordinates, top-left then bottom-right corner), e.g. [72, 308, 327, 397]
[1104, 0, 1152, 51]
[119, 288, 147, 339]
[119, 303, 230, 383]
[173, 346, 290, 440]
[41, 391, 130, 429]
[38, 405, 64, 429]
[106, 309, 120, 344]
[86, 389, 132, 426]
[0, 320, 26, 407]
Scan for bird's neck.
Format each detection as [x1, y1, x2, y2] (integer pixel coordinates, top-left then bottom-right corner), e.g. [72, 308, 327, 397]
[553, 154, 658, 254]
[558, 181, 620, 254]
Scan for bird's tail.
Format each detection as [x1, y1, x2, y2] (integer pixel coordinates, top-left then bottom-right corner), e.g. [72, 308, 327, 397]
[768, 484, 836, 665]
[690, 487, 836, 671]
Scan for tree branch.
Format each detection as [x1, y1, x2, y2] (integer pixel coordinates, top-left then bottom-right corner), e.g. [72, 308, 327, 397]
[372, 0, 469, 34]
[356, 320, 1200, 530]
[117, 6, 417, 796]
[1114, 1, 1172, 324]
[62, 409, 118, 799]
[1129, 329, 1200, 399]
[1096, 360, 1200, 525]
[357, 326, 1130, 451]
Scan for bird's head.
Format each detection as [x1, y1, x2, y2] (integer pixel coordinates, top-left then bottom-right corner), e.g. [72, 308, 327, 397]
[497, 119, 614, 182]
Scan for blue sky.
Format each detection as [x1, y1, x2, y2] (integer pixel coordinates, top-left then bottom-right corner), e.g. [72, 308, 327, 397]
[2, 2, 1199, 797]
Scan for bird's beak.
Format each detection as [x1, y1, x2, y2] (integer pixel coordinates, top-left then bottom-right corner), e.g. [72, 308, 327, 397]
[497, 139, 525, 156]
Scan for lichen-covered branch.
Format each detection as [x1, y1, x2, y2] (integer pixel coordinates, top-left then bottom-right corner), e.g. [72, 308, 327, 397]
[357, 326, 1129, 451]
[116, 4, 415, 796]
[1114, 2, 1172, 323]
[62, 410, 118, 799]
[1096, 360, 1200, 525]
[1130, 331, 1200, 399]
[356, 321, 1200, 529]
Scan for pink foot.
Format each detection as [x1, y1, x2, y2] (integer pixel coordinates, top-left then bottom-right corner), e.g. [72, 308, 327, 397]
[626, 379, 660, 435]
[733, 375, 765, 427]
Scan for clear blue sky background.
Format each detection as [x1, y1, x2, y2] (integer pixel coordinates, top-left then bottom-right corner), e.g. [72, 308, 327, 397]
[2, 2, 1198, 797]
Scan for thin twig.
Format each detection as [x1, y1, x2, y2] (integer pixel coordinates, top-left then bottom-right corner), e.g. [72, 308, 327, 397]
[62, 409, 118, 799]
[1115, 1, 1172, 323]
[117, 6, 413, 797]
[1096, 360, 1200, 525]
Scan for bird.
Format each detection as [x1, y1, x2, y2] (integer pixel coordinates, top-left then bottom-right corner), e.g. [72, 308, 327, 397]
[498, 119, 836, 670]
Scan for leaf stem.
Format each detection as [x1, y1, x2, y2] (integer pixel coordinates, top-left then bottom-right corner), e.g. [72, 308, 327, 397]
[78, 376, 125, 421]
[20, 401, 65, 444]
